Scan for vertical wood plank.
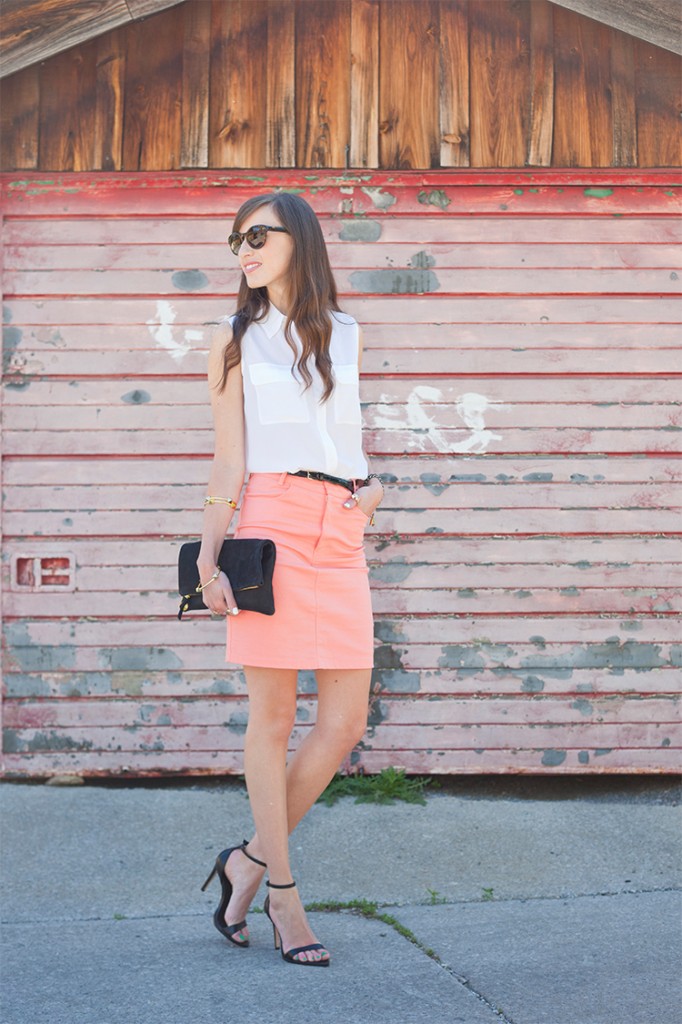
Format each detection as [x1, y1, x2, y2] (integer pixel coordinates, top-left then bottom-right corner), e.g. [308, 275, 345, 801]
[635, 39, 682, 167]
[439, 0, 469, 167]
[469, 0, 531, 167]
[527, 0, 554, 167]
[296, 0, 351, 167]
[181, 0, 211, 168]
[0, 66, 39, 170]
[209, 0, 268, 168]
[553, 5, 613, 167]
[95, 28, 125, 171]
[350, 0, 379, 168]
[39, 42, 97, 170]
[266, 0, 295, 167]
[610, 27, 637, 167]
[379, 0, 439, 169]
[122, 5, 184, 171]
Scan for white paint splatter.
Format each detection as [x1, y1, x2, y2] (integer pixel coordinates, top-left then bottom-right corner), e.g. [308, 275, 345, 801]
[373, 387, 503, 454]
[146, 300, 202, 362]
[452, 392, 503, 454]
[373, 385, 452, 453]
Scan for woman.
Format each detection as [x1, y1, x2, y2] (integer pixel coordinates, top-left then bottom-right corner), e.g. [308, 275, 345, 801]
[198, 193, 384, 967]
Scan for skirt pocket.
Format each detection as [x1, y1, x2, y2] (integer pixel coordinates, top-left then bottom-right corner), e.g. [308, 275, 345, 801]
[243, 472, 293, 500]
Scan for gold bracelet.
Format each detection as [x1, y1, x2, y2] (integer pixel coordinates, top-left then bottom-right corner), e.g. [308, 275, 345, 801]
[204, 496, 237, 509]
[196, 568, 221, 593]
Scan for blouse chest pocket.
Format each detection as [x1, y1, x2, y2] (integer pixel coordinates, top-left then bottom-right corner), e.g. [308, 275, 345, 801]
[332, 363, 362, 425]
[248, 362, 310, 425]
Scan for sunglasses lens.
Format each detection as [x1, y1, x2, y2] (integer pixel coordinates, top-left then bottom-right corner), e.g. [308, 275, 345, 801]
[229, 225, 280, 255]
[247, 226, 268, 249]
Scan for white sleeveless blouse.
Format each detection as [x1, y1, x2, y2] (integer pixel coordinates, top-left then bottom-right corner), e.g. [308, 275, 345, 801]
[233, 305, 368, 480]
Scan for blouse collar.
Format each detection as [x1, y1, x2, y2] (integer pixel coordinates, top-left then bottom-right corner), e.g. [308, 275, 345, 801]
[260, 303, 286, 338]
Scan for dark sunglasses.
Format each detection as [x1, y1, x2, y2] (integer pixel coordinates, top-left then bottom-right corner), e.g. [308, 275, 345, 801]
[227, 224, 289, 256]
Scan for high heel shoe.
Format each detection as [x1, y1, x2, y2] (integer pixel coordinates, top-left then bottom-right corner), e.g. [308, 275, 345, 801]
[201, 839, 266, 947]
[263, 880, 330, 967]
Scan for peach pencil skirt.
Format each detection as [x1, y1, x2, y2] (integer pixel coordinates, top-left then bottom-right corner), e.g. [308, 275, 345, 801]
[225, 472, 374, 670]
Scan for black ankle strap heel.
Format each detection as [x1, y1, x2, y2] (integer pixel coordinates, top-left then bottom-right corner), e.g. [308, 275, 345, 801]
[263, 879, 330, 967]
[200, 841, 266, 949]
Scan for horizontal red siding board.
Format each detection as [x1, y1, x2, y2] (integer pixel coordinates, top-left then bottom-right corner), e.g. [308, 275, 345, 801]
[1, 169, 680, 778]
[4, 696, 678, 729]
[4, 482, 681, 511]
[7, 267, 681, 295]
[5, 668, 680, 699]
[2, 173, 679, 215]
[9, 320, 682, 348]
[6, 242, 681, 272]
[7, 614, 680, 645]
[5, 216, 678, 247]
[3, 455, 681, 482]
[2, 747, 674, 776]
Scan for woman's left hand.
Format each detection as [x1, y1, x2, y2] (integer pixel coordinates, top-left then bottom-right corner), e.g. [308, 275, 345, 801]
[343, 478, 383, 518]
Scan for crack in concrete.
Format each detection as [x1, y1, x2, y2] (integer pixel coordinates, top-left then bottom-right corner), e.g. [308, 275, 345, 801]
[4, 886, 680, 927]
[445, 964, 518, 1024]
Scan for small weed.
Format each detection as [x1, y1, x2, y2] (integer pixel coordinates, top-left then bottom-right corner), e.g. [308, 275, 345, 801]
[306, 897, 378, 915]
[481, 887, 494, 901]
[113, 913, 127, 920]
[426, 887, 447, 905]
[317, 767, 434, 807]
[303, 898, 441, 964]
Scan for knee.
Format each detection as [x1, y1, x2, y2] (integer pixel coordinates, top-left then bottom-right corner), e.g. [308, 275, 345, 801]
[246, 704, 297, 746]
[346, 713, 369, 749]
[318, 711, 368, 753]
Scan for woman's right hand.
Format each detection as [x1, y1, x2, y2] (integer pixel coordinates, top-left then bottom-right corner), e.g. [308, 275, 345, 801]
[198, 567, 240, 617]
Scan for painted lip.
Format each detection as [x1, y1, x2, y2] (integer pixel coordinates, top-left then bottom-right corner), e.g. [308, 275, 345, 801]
[242, 261, 262, 274]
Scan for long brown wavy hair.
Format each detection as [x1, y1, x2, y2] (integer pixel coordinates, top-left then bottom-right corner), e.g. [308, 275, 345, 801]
[216, 192, 342, 400]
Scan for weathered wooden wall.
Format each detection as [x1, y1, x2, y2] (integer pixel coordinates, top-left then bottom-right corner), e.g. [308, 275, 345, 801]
[1, 169, 680, 777]
[1, 0, 680, 171]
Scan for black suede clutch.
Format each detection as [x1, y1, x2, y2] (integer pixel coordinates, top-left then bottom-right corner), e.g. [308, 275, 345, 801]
[177, 538, 276, 619]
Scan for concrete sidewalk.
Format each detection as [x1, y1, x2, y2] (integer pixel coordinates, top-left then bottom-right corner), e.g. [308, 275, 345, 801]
[1, 777, 680, 1024]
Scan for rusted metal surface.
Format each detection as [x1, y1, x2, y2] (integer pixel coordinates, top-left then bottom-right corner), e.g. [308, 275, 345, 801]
[1, 169, 680, 777]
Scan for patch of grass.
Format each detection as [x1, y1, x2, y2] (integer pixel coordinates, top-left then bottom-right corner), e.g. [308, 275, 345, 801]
[481, 887, 494, 901]
[426, 887, 448, 905]
[317, 767, 435, 807]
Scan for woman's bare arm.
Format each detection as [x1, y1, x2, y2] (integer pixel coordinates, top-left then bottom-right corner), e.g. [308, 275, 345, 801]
[197, 321, 246, 613]
[350, 324, 384, 513]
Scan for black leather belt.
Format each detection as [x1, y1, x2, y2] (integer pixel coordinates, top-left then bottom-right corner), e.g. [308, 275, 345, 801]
[289, 470, 362, 493]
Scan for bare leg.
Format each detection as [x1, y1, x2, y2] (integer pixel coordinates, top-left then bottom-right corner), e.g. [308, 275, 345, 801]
[283, 667, 372, 827]
[224, 667, 372, 961]
[242, 666, 299, 881]
[222, 666, 296, 943]
[244, 664, 329, 962]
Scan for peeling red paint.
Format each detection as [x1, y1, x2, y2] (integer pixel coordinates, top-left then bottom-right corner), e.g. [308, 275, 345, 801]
[1, 170, 680, 777]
